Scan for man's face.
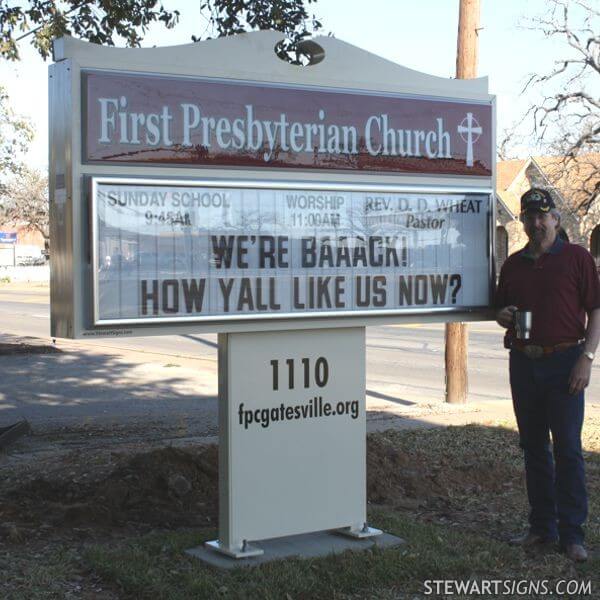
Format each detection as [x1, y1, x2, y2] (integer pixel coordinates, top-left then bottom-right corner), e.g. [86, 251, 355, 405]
[521, 210, 558, 244]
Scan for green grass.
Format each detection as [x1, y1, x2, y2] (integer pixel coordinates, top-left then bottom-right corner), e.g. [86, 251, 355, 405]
[81, 424, 599, 599]
[83, 508, 590, 600]
[0, 547, 81, 600]
[3, 423, 599, 599]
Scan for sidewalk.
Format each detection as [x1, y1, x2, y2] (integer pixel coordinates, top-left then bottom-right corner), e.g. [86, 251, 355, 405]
[0, 265, 49, 283]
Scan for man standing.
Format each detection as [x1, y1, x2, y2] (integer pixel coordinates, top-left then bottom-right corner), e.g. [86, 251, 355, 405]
[496, 188, 600, 562]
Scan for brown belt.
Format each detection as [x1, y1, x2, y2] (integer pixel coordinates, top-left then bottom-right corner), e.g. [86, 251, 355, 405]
[512, 340, 583, 359]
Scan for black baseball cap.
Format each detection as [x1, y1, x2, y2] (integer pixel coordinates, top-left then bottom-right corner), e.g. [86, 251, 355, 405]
[520, 188, 555, 213]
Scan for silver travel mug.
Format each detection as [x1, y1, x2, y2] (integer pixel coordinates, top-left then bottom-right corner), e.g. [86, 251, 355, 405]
[514, 310, 532, 340]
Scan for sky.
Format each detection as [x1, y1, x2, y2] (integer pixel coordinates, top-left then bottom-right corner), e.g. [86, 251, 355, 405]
[0, 0, 589, 169]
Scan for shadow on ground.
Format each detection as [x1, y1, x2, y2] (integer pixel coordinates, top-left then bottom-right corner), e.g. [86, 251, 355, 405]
[0, 334, 218, 436]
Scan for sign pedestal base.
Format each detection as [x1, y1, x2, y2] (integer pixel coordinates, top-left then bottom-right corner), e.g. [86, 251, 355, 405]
[190, 530, 405, 569]
[211, 327, 379, 560]
[204, 526, 383, 559]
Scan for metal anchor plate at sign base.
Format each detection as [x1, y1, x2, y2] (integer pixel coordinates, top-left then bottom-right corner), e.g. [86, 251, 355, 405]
[204, 539, 264, 559]
[336, 525, 383, 539]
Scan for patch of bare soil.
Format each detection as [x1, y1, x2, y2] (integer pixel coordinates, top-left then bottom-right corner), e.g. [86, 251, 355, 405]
[367, 432, 518, 507]
[1, 444, 220, 597]
[1, 427, 523, 544]
[2, 446, 219, 534]
[365, 427, 531, 543]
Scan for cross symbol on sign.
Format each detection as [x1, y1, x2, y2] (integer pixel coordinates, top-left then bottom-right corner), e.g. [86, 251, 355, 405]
[457, 112, 482, 167]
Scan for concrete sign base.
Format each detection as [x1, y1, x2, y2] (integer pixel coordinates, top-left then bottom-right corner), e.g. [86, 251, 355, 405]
[189, 530, 405, 569]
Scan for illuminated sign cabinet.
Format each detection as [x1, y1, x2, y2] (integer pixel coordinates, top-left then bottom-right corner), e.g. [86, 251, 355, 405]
[49, 32, 496, 559]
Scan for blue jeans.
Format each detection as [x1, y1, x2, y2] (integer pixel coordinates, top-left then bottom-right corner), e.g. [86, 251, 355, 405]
[509, 345, 587, 546]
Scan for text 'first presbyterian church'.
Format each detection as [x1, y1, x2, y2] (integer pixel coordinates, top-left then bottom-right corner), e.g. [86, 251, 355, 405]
[97, 98, 456, 162]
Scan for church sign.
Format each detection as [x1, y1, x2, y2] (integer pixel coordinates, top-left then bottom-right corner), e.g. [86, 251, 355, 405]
[50, 32, 496, 562]
[49, 33, 495, 338]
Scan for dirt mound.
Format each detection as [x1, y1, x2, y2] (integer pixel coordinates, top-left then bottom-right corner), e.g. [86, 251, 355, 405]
[96, 446, 219, 525]
[366, 430, 518, 509]
[7, 446, 219, 530]
[2, 427, 523, 538]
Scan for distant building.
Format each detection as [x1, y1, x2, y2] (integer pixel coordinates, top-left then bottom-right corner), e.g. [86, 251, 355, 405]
[0, 222, 46, 266]
[495, 153, 600, 272]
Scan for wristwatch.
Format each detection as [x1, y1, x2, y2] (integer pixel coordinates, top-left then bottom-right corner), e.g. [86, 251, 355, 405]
[583, 350, 595, 361]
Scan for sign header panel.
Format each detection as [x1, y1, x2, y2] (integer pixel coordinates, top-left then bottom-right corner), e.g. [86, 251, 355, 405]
[85, 71, 493, 176]
[92, 178, 491, 325]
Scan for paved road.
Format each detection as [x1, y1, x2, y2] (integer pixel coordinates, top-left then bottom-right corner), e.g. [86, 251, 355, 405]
[1, 283, 599, 432]
[0, 284, 513, 399]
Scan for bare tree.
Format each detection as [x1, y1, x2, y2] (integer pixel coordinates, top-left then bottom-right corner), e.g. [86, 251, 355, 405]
[505, 0, 599, 214]
[525, 1, 598, 152]
[0, 167, 49, 251]
[535, 151, 600, 216]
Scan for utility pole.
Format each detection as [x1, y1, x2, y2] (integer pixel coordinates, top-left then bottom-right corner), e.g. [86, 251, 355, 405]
[445, 0, 480, 404]
[456, 0, 480, 79]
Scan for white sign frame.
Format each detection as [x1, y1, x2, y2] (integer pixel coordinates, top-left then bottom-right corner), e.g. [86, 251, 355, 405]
[49, 32, 496, 340]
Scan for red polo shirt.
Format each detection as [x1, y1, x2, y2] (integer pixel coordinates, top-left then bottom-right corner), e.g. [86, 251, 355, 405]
[495, 238, 600, 346]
